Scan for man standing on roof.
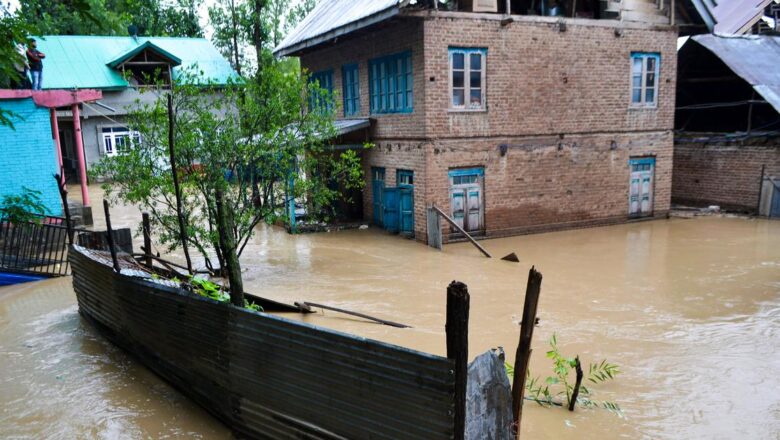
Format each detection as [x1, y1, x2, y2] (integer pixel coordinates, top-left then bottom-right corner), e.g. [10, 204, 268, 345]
[26, 39, 45, 90]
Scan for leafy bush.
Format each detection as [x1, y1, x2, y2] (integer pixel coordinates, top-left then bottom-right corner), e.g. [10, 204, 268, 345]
[0, 187, 47, 223]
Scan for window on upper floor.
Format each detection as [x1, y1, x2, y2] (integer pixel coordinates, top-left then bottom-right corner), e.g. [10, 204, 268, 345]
[630, 53, 660, 108]
[102, 127, 140, 156]
[342, 64, 360, 117]
[309, 70, 334, 112]
[449, 48, 487, 111]
[369, 51, 413, 114]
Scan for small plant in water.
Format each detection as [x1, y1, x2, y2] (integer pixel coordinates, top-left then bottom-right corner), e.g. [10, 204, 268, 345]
[507, 333, 622, 417]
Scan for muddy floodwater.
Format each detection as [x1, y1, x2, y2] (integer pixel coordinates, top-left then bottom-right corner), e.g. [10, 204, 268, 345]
[2, 198, 779, 439]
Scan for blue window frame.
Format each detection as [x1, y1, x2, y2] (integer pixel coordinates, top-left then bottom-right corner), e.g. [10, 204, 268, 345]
[448, 167, 484, 185]
[342, 64, 360, 116]
[630, 53, 660, 107]
[449, 47, 487, 110]
[309, 69, 334, 111]
[397, 169, 414, 187]
[369, 51, 413, 114]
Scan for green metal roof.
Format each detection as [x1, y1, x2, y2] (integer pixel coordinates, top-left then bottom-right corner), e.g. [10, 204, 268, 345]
[36, 35, 239, 90]
[106, 40, 182, 68]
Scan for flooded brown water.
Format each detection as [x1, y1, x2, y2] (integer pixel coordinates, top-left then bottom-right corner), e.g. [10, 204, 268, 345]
[2, 186, 779, 439]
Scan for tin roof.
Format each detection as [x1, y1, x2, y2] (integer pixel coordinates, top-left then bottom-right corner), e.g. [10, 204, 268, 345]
[35, 36, 238, 90]
[689, 0, 772, 34]
[688, 34, 780, 114]
[274, 0, 409, 57]
[334, 118, 370, 135]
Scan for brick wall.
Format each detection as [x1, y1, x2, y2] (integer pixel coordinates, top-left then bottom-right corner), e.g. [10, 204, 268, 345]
[300, 18, 426, 140]
[423, 14, 678, 138]
[672, 137, 780, 212]
[428, 131, 672, 239]
[0, 98, 63, 216]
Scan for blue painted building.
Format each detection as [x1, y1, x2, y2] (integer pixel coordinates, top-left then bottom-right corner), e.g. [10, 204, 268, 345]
[0, 97, 62, 216]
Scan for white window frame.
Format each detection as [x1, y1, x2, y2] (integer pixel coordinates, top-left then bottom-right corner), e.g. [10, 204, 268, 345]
[449, 48, 487, 111]
[630, 52, 660, 108]
[101, 126, 140, 156]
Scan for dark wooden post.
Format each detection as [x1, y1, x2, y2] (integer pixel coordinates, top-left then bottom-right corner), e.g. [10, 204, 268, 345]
[167, 93, 193, 274]
[54, 173, 73, 245]
[512, 267, 543, 438]
[446, 281, 470, 440]
[568, 356, 583, 411]
[142, 212, 153, 268]
[102, 200, 120, 272]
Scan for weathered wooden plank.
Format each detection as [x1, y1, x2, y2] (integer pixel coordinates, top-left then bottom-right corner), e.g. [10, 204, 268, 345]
[432, 205, 491, 258]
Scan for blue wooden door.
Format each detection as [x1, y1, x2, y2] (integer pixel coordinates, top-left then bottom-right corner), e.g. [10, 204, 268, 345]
[771, 183, 780, 218]
[383, 187, 400, 233]
[371, 167, 385, 226]
[399, 187, 414, 234]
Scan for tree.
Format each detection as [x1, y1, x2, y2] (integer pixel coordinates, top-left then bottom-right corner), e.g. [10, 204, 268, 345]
[92, 65, 366, 299]
[208, 0, 251, 75]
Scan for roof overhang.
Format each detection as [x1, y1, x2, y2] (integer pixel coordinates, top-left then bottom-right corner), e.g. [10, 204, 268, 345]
[334, 118, 370, 136]
[0, 89, 103, 108]
[689, 34, 780, 114]
[274, 0, 410, 58]
[107, 41, 182, 68]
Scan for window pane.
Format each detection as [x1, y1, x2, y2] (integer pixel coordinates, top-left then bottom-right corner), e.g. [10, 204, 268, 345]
[645, 88, 655, 104]
[632, 88, 642, 103]
[453, 89, 465, 106]
[470, 71, 481, 89]
[646, 56, 655, 72]
[470, 53, 482, 71]
[646, 72, 656, 88]
[453, 70, 464, 88]
[469, 89, 482, 106]
[453, 53, 464, 70]
[632, 57, 642, 75]
[632, 75, 642, 88]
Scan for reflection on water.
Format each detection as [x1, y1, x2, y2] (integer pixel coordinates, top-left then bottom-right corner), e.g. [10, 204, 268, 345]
[5, 189, 780, 440]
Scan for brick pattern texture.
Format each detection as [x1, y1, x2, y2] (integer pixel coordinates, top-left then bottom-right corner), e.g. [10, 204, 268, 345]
[0, 98, 63, 216]
[672, 138, 780, 212]
[300, 13, 678, 241]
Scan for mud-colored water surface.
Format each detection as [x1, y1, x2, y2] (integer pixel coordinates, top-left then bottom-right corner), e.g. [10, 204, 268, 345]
[2, 199, 779, 439]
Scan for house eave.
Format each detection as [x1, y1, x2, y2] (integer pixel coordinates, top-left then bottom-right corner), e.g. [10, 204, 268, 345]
[274, 5, 403, 58]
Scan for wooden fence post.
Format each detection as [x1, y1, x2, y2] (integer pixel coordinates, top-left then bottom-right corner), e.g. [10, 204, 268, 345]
[446, 281, 470, 440]
[142, 212, 153, 268]
[54, 173, 74, 245]
[511, 267, 543, 438]
[102, 200, 120, 273]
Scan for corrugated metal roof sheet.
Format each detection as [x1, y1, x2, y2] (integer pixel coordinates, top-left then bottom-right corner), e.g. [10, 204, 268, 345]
[690, 34, 780, 114]
[36, 36, 238, 90]
[690, 0, 772, 34]
[334, 118, 370, 135]
[274, 0, 407, 57]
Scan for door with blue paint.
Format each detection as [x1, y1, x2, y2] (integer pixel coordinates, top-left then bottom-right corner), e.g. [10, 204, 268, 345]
[383, 187, 400, 233]
[771, 181, 780, 218]
[371, 167, 385, 226]
[397, 170, 415, 235]
[448, 168, 484, 233]
[629, 157, 655, 217]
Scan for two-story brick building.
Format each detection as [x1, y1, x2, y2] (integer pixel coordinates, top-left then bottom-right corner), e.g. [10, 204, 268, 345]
[275, 0, 678, 242]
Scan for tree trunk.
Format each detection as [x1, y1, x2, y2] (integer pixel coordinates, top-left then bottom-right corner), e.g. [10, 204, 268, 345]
[230, 0, 242, 76]
[215, 187, 244, 307]
[252, 0, 268, 73]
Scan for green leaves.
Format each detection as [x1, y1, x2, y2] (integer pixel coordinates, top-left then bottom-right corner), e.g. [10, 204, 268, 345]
[0, 186, 47, 223]
[505, 333, 622, 417]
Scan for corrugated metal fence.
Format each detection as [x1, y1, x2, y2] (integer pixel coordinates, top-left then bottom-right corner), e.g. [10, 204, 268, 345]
[71, 247, 457, 439]
[0, 217, 71, 277]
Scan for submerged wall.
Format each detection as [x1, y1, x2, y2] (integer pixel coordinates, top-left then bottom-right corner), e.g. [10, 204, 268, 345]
[672, 137, 780, 212]
[0, 98, 62, 216]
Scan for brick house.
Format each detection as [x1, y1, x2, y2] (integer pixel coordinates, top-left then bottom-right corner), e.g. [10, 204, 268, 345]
[673, 34, 780, 217]
[275, 0, 678, 242]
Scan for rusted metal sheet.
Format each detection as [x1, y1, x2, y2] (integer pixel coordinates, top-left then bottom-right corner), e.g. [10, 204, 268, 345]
[687, 35, 780, 114]
[70, 246, 456, 439]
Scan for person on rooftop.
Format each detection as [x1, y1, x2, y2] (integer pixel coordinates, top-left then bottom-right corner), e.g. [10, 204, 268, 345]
[26, 39, 45, 91]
